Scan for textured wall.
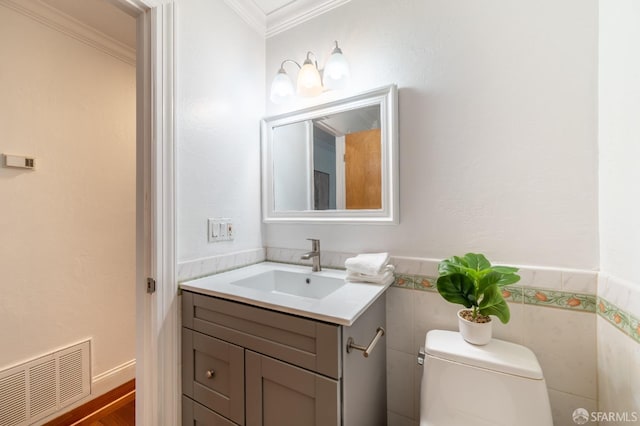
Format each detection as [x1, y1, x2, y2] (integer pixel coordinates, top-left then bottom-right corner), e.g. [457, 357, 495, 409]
[0, 4, 135, 383]
[597, 0, 640, 417]
[598, 0, 640, 285]
[264, 0, 599, 270]
[176, 0, 265, 265]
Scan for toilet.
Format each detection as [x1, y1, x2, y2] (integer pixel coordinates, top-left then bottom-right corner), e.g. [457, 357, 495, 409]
[420, 330, 553, 426]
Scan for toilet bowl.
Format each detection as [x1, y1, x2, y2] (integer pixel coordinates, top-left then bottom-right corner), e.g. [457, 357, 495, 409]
[420, 330, 552, 426]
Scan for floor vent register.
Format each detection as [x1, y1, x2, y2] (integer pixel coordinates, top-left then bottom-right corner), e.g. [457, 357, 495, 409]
[0, 340, 91, 426]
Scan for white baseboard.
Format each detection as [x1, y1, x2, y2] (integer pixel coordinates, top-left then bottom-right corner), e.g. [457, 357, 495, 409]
[92, 358, 136, 398]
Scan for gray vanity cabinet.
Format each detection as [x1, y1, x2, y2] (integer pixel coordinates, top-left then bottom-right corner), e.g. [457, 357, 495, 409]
[181, 290, 386, 426]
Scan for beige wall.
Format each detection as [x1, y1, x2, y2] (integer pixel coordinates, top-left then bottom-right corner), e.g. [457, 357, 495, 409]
[0, 1, 135, 398]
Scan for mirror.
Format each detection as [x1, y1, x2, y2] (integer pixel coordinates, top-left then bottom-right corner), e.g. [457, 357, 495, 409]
[261, 85, 398, 223]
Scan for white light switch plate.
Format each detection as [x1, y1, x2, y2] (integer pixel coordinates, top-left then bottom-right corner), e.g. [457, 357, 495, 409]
[208, 218, 234, 242]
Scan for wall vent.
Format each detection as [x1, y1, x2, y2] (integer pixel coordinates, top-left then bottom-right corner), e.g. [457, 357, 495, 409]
[0, 341, 91, 426]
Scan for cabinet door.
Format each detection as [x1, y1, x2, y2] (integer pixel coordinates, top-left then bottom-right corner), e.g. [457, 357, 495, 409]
[182, 396, 238, 426]
[245, 351, 340, 426]
[182, 328, 245, 425]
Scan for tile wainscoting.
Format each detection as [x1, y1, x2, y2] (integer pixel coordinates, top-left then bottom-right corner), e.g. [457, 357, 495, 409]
[388, 258, 639, 426]
[597, 273, 640, 421]
[386, 256, 599, 426]
[178, 248, 639, 425]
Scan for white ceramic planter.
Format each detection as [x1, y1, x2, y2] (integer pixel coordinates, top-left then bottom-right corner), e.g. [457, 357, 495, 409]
[457, 309, 492, 345]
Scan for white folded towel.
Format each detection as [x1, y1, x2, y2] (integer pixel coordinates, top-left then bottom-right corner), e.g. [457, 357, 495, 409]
[346, 265, 396, 285]
[344, 252, 391, 276]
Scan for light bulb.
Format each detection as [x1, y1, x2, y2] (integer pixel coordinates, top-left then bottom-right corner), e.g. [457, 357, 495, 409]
[323, 42, 350, 90]
[297, 58, 322, 97]
[270, 68, 295, 104]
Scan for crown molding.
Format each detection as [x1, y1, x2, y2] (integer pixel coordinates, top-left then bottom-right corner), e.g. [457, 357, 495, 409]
[224, 0, 267, 37]
[106, 0, 150, 17]
[266, 0, 352, 38]
[0, 0, 136, 66]
[225, 0, 352, 39]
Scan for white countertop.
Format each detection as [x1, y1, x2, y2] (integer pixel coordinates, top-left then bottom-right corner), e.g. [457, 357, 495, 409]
[180, 262, 391, 326]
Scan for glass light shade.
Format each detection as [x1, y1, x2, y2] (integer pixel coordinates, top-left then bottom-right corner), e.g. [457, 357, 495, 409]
[270, 70, 295, 104]
[323, 51, 350, 90]
[297, 61, 322, 97]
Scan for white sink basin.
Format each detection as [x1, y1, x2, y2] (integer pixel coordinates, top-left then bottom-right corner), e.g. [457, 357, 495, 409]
[230, 270, 345, 299]
[180, 262, 393, 325]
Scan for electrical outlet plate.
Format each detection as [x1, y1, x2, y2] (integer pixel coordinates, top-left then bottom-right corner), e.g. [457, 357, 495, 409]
[208, 218, 234, 242]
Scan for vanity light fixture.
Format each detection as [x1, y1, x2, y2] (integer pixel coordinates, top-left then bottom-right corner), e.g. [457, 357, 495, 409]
[269, 41, 350, 104]
[323, 41, 350, 90]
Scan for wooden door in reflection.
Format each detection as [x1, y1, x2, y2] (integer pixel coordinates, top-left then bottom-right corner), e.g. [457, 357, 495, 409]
[345, 128, 381, 209]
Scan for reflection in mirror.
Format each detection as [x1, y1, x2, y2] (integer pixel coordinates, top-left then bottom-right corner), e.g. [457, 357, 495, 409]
[313, 105, 381, 210]
[273, 121, 311, 211]
[262, 85, 398, 223]
[273, 106, 382, 211]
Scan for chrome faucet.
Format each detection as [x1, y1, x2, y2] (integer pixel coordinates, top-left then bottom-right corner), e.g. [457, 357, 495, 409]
[300, 238, 321, 272]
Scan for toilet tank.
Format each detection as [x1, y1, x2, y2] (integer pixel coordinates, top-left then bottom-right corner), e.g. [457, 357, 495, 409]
[420, 330, 552, 426]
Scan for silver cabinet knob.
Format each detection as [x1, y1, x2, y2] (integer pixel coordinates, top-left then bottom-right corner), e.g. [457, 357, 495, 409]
[206, 369, 215, 379]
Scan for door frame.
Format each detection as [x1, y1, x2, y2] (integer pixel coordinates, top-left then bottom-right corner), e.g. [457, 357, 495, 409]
[110, 0, 178, 424]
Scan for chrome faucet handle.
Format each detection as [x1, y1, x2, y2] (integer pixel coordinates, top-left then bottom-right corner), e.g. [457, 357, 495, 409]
[306, 238, 320, 251]
[303, 239, 321, 271]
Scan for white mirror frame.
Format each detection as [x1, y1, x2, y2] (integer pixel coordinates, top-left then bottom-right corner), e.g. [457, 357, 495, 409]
[261, 84, 399, 224]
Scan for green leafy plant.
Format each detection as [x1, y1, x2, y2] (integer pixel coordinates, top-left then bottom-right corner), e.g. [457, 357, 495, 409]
[436, 253, 520, 324]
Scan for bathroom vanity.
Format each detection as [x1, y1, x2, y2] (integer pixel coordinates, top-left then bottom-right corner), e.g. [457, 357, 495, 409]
[180, 263, 389, 426]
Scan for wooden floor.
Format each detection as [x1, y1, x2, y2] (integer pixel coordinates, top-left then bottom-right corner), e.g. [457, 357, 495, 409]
[45, 380, 135, 426]
[87, 398, 135, 426]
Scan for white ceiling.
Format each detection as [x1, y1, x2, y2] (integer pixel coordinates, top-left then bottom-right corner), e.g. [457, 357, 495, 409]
[252, 0, 294, 16]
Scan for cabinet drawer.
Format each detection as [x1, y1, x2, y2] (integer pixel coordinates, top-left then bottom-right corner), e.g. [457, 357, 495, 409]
[182, 328, 245, 425]
[183, 291, 341, 379]
[182, 395, 238, 426]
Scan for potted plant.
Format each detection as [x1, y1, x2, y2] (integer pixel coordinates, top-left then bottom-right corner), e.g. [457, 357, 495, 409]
[436, 253, 520, 345]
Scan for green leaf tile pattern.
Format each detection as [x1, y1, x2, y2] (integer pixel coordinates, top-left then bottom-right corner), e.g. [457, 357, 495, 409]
[522, 288, 597, 312]
[392, 273, 596, 312]
[501, 285, 523, 303]
[597, 297, 640, 344]
[391, 273, 639, 343]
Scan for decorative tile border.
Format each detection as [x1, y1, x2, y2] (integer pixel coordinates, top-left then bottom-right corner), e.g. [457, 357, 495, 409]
[390, 256, 598, 293]
[522, 287, 597, 312]
[392, 274, 596, 313]
[501, 285, 524, 303]
[597, 297, 640, 344]
[393, 273, 434, 290]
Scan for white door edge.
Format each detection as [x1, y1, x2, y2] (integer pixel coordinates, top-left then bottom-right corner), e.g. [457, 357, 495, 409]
[126, 0, 178, 424]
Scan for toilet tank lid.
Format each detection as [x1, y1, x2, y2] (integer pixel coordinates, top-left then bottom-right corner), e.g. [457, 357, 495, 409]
[424, 330, 544, 380]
